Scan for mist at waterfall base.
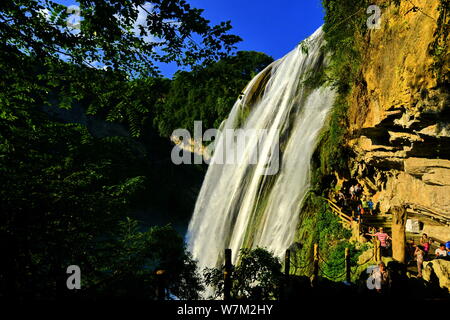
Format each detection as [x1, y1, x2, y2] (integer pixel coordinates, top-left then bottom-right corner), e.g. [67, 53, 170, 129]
[186, 27, 335, 280]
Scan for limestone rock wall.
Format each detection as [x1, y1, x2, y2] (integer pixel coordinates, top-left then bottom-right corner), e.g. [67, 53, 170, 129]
[345, 0, 450, 238]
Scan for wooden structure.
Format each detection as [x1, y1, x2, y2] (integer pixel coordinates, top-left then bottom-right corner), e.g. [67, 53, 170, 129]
[322, 197, 353, 228]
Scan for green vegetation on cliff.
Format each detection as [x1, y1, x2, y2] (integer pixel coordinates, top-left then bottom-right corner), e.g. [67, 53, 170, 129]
[293, 194, 367, 280]
[314, 0, 449, 188]
[294, 0, 372, 279]
[310, 0, 371, 190]
[430, 0, 450, 85]
[322, 0, 369, 93]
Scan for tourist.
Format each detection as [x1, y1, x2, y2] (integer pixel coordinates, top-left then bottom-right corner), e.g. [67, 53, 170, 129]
[337, 191, 346, 207]
[372, 262, 391, 294]
[349, 185, 355, 200]
[361, 197, 368, 213]
[414, 245, 425, 277]
[352, 209, 359, 222]
[420, 234, 431, 259]
[357, 203, 365, 222]
[357, 202, 365, 214]
[353, 183, 359, 196]
[367, 227, 391, 256]
[367, 199, 374, 215]
[435, 243, 447, 259]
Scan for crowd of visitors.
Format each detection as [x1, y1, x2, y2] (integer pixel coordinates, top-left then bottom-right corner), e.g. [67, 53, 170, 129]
[407, 234, 450, 277]
[332, 180, 449, 289]
[336, 181, 375, 223]
[364, 228, 449, 285]
[367, 233, 450, 296]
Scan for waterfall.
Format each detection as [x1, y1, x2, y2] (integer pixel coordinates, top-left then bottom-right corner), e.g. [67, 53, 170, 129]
[187, 27, 335, 273]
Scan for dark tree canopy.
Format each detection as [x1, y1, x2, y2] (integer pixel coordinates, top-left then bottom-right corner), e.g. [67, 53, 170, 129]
[0, 0, 241, 137]
[0, 0, 241, 75]
[0, 105, 203, 299]
[0, 0, 276, 301]
[204, 248, 282, 300]
[0, 0, 244, 300]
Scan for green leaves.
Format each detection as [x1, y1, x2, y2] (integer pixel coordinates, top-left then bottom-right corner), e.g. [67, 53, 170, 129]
[300, 39, 310, 55]
[0, 0, 264, 300]
[0, 0, 243, 138]
[322, 0, 368, 93]
[309, 1, 367, 191]
[291, 194, 369, 283]
[1, 0, 241, 76]
[153, 51, 273, 137]
[107, 176, 146, 201]
[0, 105, 141, 294]
[204, 248, 282, 300]
[92, 220, 203, 299]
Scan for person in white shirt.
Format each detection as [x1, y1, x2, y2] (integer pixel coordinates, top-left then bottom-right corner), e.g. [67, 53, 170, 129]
[435, 244, 447, 258]
[369, 262, 391, 293]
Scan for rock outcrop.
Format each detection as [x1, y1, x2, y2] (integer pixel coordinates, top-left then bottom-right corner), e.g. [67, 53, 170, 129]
[423, 259, 450, 293]
[346, 0, 450, 239]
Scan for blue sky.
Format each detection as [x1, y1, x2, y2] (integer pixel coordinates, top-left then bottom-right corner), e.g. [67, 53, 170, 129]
[188, 0, 324, 59]
[56, 0, 325, 77]
[161, 0, 325, 76]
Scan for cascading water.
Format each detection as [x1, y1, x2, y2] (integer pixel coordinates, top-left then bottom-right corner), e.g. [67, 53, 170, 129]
[187, 27, 335, 273]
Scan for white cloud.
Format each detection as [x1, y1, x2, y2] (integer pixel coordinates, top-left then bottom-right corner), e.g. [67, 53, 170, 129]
[132, 2, 182, 44]
[133, 2, 159, 43]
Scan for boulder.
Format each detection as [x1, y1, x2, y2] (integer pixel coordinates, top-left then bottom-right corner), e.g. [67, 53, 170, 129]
[423, 259, 450, 293]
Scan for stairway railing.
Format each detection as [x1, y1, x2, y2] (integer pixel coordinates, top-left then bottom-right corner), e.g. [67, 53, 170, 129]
[321, 197, 353, 228]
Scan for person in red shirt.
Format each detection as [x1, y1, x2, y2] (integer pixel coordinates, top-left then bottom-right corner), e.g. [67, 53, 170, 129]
[367, 227, 391, 256]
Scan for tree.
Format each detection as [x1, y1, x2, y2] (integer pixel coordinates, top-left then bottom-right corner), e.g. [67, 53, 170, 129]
[0, 107, 202, 299]
[0, 0, 242, 299]
[153, 51, 274, 137]
[204, 248, 282, 300]
[86, 219, 203, 300]
[0, 0, 241, 136]
[0, 0, 241, 75]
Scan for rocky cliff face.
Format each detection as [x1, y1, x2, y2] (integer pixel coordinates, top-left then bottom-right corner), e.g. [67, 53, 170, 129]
[345, 0, 449, 239]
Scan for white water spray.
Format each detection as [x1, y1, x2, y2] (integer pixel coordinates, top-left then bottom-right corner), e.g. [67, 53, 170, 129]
[187, 27, 335, 273]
